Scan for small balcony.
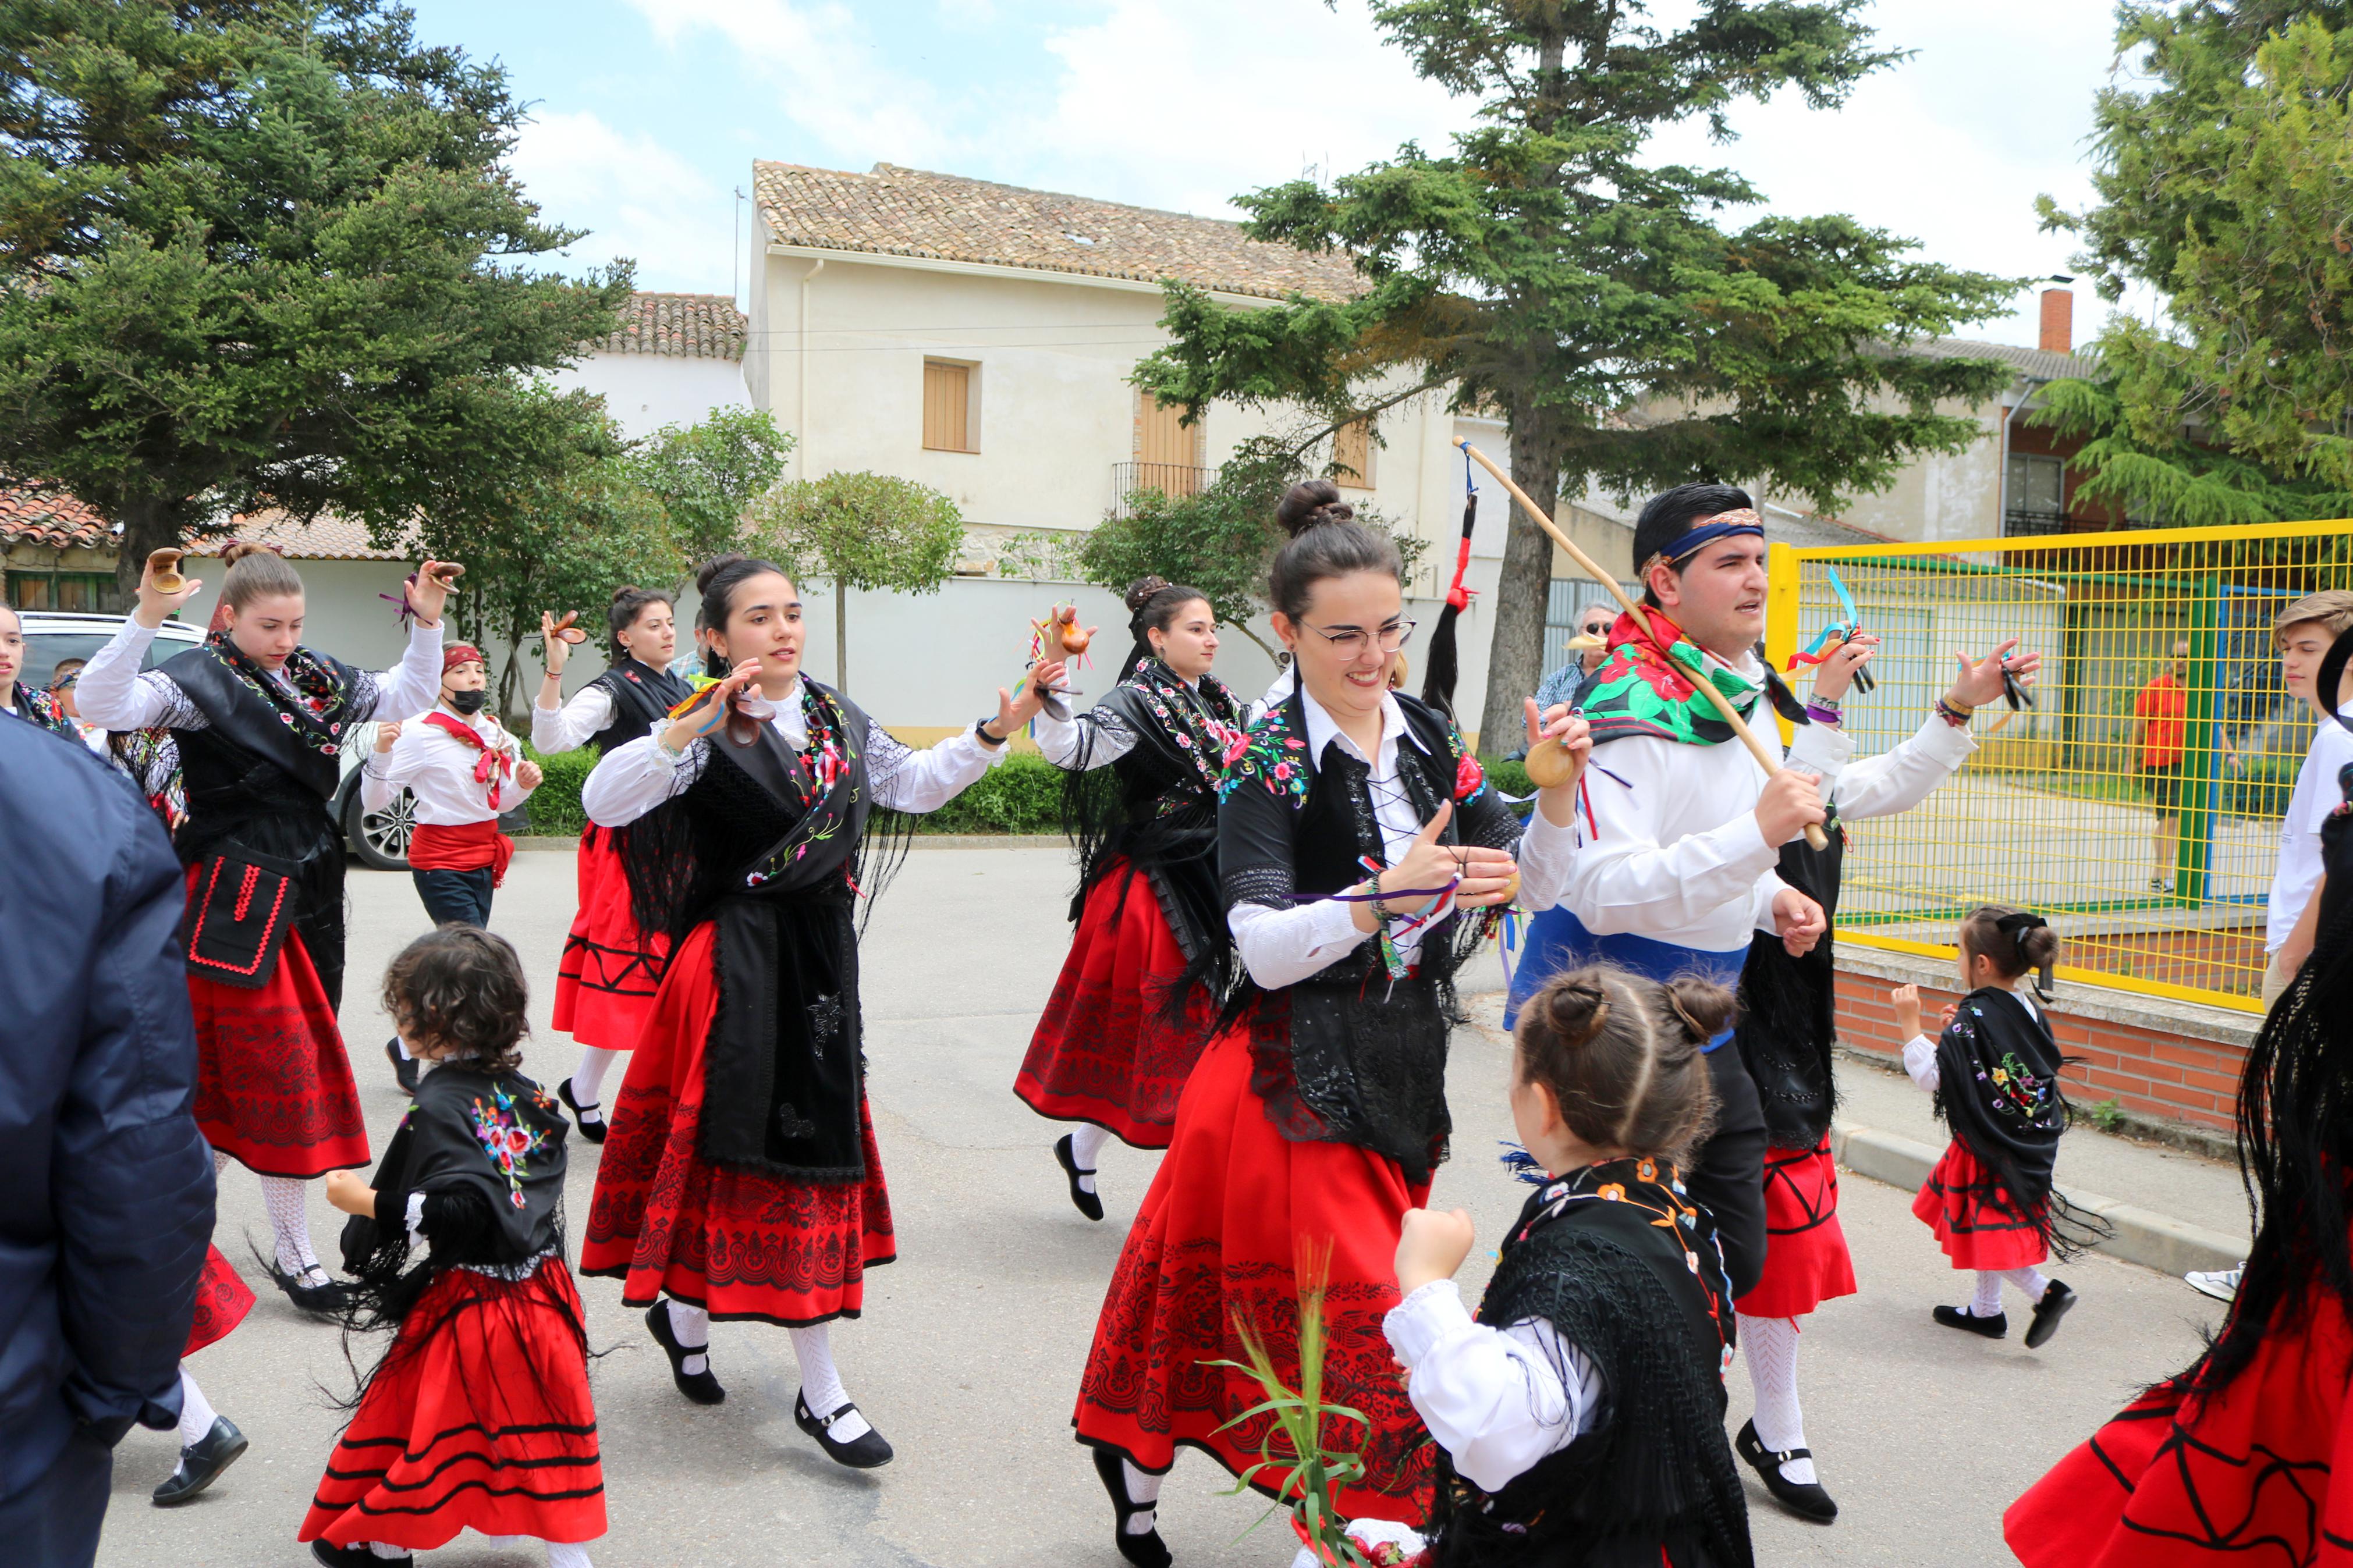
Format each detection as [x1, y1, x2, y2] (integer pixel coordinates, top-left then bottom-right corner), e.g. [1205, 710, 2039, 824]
[1111, 461, 1212, 516]
[2002, 508, 2072, 538]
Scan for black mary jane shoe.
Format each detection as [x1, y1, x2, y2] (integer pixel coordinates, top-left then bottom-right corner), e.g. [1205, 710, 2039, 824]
[1055, 1133, 1105, 1222]
[1933, 1304, 2009, 1339]
[152, 1416, 248, 1506]
[794, 1391, 895, 1469]
[1735, 1418, 1838, 1524]
[1092, 1445, 1173, 1568]
[2024, 1279, 2077, 1349]
[265, 1259, 350, 1316]
[558, 1077, 608, 1145]
[644, 1302, 725, 1405]
[384, 1037, 419, 1094]
[313, 1542, 409, 1567]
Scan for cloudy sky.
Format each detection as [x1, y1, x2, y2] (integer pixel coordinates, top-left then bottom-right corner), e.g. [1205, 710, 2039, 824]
[407, 0, 2148, 349]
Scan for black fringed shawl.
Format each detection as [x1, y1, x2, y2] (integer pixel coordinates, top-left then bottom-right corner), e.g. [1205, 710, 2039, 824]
[1930, 987, 2103, 1257]
[1733, 830, 1846, 1151]
[1216, 689, 1520, 1185]
[1429, 1159, 1752, 1568]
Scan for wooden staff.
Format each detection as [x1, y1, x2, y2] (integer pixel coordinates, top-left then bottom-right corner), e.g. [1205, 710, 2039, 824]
[1457, 439, 1827, 851]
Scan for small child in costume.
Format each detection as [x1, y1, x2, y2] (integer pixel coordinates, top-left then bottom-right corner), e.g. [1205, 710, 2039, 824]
[304, 926, 605, 1568]
[1896, 905, 2098, 1350]
[1383, 965, 1754, 1568]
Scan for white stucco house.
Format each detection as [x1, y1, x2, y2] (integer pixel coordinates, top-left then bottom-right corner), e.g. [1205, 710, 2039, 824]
[548, 291, 751, 440]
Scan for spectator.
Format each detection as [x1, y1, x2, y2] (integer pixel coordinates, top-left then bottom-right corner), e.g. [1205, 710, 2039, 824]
[0, 719, 216, 1566]
[2130, 639, 2236, 893]
[1507, 602, 1616, 760]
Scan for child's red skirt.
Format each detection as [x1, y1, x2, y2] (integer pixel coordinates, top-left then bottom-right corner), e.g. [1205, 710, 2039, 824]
[184, 1245, 253, 1357]
[1912, 1141, 2049, 1271]
[1738, 1138, 1858, 1318]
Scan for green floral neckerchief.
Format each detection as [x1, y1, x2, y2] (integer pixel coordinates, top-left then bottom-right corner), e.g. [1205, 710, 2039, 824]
[1577, 608, 1763, 748]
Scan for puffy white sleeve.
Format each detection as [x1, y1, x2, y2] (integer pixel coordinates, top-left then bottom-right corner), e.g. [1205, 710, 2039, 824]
[1552, 741, 1783, 935]
[1903, 1033, 1940, 1091]
[1383, 1279, 1601, 1494]
[359, 621, 447, 722]
[582, 734, 707, 827]
[1807, 713, 1976, 823]
[531, 685, 615, 754]
[359, 728, 427, 813]
[865, 725, 1005, 813]
[1227, 898, 1374, 991]
[1033, 692, 1137, 771]
[72, 620, 198, 731]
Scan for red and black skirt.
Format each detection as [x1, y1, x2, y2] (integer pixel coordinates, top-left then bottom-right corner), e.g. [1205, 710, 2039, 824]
[1073, 1022, 1433, 1520]
[184, 1245, 254, 1359]
[2007, 1292, 2353, 1565]
[300, 1260, 604, 1552]
[1014, 861, 1216, 1149]
[1737, 1138, 1858, 1319]
[552, 824, 673, 1052]
[579, 920, 895, 1326]
[184, 870, 370, 1178]
[1913, 1140, 2048, 1272]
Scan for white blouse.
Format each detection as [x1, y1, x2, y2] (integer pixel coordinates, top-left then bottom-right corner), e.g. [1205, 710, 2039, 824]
[530, 684, 617, 755]
[74, 617, 446, 734]
[361, 707, 537, 826]
[1383, 1278, 1605, 1492]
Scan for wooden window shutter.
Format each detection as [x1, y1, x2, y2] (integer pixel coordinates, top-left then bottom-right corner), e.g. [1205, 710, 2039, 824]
[1333, 419, 1374, 489]
[924, 360, 975, 453]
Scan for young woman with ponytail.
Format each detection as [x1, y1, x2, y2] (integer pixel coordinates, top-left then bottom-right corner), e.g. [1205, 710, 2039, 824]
[1017, 575, 1245, 1217]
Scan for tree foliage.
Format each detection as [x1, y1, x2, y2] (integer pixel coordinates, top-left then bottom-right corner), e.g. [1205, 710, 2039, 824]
[754, 470, 966, 693]
[0, 0, 629, 586]
[2033, 5, 2353, 527]
[1135, 0, 2018, 726]
[630, 406, 795, 563]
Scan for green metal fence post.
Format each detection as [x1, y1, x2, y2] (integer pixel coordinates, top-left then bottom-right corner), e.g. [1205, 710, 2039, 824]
[2176, 577, 2224, 904]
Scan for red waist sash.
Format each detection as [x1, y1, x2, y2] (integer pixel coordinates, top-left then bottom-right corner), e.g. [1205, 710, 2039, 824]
[409, 820, 515, 887]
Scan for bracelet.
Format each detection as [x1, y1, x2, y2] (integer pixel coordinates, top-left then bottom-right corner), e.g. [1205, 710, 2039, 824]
[1805, 703, 1844, 727]
[1809, 692, 1842, 712]
[974, 717, 1007, 747]
[1934, 696, 1973, 728]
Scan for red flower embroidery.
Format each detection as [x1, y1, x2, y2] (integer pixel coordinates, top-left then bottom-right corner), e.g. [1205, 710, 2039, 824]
[1454, 752, 1485, 801]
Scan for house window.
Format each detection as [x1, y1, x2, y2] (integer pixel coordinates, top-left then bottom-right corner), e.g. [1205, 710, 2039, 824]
[1332, 419, 1375, 489]
[1126, 393, 1206, 500]
[6, 570, 123, 613]
[923, 359, 978, 453]
[2004, 453, 2065, 536]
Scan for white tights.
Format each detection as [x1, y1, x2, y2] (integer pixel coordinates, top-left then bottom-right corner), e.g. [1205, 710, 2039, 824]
[359, 1538, 594, 1565]
[1738, 1313, 1816, 1486]
[1067, 1122, 1113, 1196]
[176, 1367, 218, 1449]
[258, 1172, 328, 1286]
[660, 1301, 872, 1443]
[569, 1047, 622, 1122]
[1968, 1267, 2050, 1317]
[1120, 1459, 1162, 1535]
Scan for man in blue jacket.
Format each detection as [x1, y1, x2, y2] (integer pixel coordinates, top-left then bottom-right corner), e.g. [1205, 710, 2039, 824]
[0, 715, 215, 1566]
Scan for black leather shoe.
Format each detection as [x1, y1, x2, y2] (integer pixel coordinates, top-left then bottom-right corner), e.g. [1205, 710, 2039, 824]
[1055, 1133, 1105, 1222]
[558, 1078, 607, 1145]
[795, 1391, 894, 1469]
[385, 1037, 419, 1094]
[313, 1542, 409, 1567]
[1933, 1304, 2008, 1339]
[1092, 1444, 1173, 1567]
[152, 1416, 247, 1505]
[265, 1258, 349, 1316]
[2024, 1279, 2077, 1349]
[1735, 1418, 1837, 1524]
[645, 1302, 724, 1405]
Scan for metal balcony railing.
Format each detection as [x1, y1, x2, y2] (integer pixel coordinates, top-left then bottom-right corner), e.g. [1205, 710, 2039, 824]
[1111, 461, 1212, 515]
[2002, 507, 2073, 538]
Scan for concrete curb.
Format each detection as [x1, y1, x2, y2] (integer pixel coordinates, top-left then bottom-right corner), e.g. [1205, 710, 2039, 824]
[1832, 1121, 2248, 1279]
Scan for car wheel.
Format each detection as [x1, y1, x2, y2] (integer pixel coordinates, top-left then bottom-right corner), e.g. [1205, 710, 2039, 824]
[345, 782, 416, 871]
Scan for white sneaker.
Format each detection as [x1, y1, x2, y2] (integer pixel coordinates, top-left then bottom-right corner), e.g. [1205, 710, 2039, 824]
[2185, 1264, 2242, 1303]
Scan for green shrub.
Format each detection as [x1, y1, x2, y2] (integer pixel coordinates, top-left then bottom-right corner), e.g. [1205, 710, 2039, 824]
[2222, 759, 2297, 821]
[1482, 755, 1534, 799]
[914, 752, 1066, 835]
[519, 743, 593, 837]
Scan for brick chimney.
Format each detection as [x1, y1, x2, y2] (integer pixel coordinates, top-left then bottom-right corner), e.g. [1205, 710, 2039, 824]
[2039, 288, 2073, 354]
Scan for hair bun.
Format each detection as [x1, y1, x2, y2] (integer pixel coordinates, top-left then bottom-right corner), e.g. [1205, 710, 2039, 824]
[695, 553, 750, 595]
[1275, 478, 1356, 538]
[611, 584, 642, 603]
[1662, 975, 1736, 1043]
[220, 540, 283, 568]
[1125, 575, 1172, 614]
[1541, 975, 1610, 1048]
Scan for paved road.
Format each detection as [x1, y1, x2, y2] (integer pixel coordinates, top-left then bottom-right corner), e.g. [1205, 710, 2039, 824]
[99, 846, 2226, 1567]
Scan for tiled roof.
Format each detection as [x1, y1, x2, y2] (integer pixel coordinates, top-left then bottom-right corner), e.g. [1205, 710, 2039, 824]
[1762, 503, 1897, 549]
[752, 162, 1363, 303]
[1913, 336, 2102, 384]
[599, 293, 747, 361]
[193, 511, 411, 561]
[0, 486, 110, 548]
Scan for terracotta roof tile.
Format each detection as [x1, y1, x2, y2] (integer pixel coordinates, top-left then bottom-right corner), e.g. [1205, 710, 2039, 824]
[0, 487, 109, 548]
[753, 162, 1361, 303]
[193, 511, 411, 561]
[599, 293, 747, 361]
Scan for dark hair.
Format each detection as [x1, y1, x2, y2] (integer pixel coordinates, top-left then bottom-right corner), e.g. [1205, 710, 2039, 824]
[220, 541, 304, 611]
[694, 553, 792, 677]
[1268, 478, 1402, 621]
[608, 584, 676, 653]
[1119, 575, 1213, 678]
[1631, 483, 1755, 607]
[1514, 964, 1723, 1161]
[1957, 904, 2060, 980]
[380, 926, 530, 1073]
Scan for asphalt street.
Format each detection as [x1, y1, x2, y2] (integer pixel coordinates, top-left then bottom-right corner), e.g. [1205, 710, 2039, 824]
[96, 845, 2228, 1568]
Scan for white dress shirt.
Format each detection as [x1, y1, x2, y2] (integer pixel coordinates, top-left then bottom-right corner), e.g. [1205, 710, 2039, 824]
[75, 617, 446, 733]
[1033, 688, 1140, 771]
[1382, 1278, 1604, 1492]
[1904, 986, 2042, 1092]
[2267, 703, 2353, 951]
[531, 684, 619, 755]
[581, 677, 1005, 827]
[361, 706, 536, 825]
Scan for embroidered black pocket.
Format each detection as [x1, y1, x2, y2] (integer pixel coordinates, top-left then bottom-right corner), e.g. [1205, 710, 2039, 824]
[182, 851, 300, 989]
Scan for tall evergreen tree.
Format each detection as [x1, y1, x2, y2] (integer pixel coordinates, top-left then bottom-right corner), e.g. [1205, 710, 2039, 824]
[1135, 0, 2017, 727]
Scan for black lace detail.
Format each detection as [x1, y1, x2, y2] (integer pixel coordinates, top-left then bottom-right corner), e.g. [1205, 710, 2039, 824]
[1223, 862, 1294, 911]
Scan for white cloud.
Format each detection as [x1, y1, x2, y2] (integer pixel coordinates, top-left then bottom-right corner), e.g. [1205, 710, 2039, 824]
[510, 109, 736, 294]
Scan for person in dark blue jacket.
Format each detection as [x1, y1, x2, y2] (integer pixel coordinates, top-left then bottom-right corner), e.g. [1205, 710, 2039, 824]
[0, 716, 216, 1567]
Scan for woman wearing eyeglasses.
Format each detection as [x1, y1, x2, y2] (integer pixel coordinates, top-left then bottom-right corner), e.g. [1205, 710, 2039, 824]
[1071, 479, 1591, 1563]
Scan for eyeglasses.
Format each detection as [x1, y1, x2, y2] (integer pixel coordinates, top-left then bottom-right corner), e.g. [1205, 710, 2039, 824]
[1303, 618, 1417, 658]
[1581, 621, 1612, 636]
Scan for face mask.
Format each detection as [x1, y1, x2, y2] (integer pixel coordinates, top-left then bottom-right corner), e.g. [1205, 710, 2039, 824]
[446, 688, 488, 715]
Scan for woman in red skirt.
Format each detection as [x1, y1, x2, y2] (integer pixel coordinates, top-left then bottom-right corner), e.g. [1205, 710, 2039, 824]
[528, 586, 692, 1141]
[579, 553, 1059, 1469]
[1895, 906, 2100, 1353]
[77, 543, 457, 1312]
[1020, 576, 1244, 1218]
[1073, 481, 1585, 1566]
[310, 926, 602, 1568]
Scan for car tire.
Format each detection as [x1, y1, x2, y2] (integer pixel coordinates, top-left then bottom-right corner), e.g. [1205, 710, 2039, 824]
[344, 780, 416, 872]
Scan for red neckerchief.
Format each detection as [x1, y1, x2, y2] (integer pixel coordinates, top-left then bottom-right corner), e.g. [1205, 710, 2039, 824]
[421, 710, 514, 809]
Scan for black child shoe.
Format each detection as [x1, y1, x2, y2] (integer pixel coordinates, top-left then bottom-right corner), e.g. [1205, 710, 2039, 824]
[1092, 1445, 1173, 1568]
[644, 1302, 725, 1405]
[1933, 1304, 2009, 1339]
[1734, 1418, 1839, 1524]
[384, 1037, 419, 1095]
[313, 1544, 410, 1567]
[152, 1416, 248, 1505]
[794, 1391, 895, 1469]
[2025, 1279, 2077, 1349]
[558, 1078, 607, 1145]
[1055, 1133, 1105, 1222]
[264, 1258, 350, 1316]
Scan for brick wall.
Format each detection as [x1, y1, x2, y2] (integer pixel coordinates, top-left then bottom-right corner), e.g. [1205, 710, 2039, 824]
[1834, 966, 2248, 1133]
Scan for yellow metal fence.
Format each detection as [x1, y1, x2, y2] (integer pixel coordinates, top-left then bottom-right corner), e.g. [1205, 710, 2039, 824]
[1765, 522, 2353, 1014]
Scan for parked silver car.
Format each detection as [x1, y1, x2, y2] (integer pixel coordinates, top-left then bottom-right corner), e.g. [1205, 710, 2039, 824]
[16, 610, 418, 869]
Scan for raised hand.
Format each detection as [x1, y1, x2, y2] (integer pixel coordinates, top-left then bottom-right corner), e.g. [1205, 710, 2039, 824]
[1523, 698, 1592, 788]
[1949, 639, 2042, 709]
[134, 551, 205, 628]
[374, 720, 403, 755]
[1811, 631, 1881, 702]
[540, 611, 572, 675]
[408, 560, 463, 628]
[663, 660, 759, 751]
[1004, 659, 1068, 729]
[1891, 983, 1923, 1039]
[516, 759, 544, 791]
